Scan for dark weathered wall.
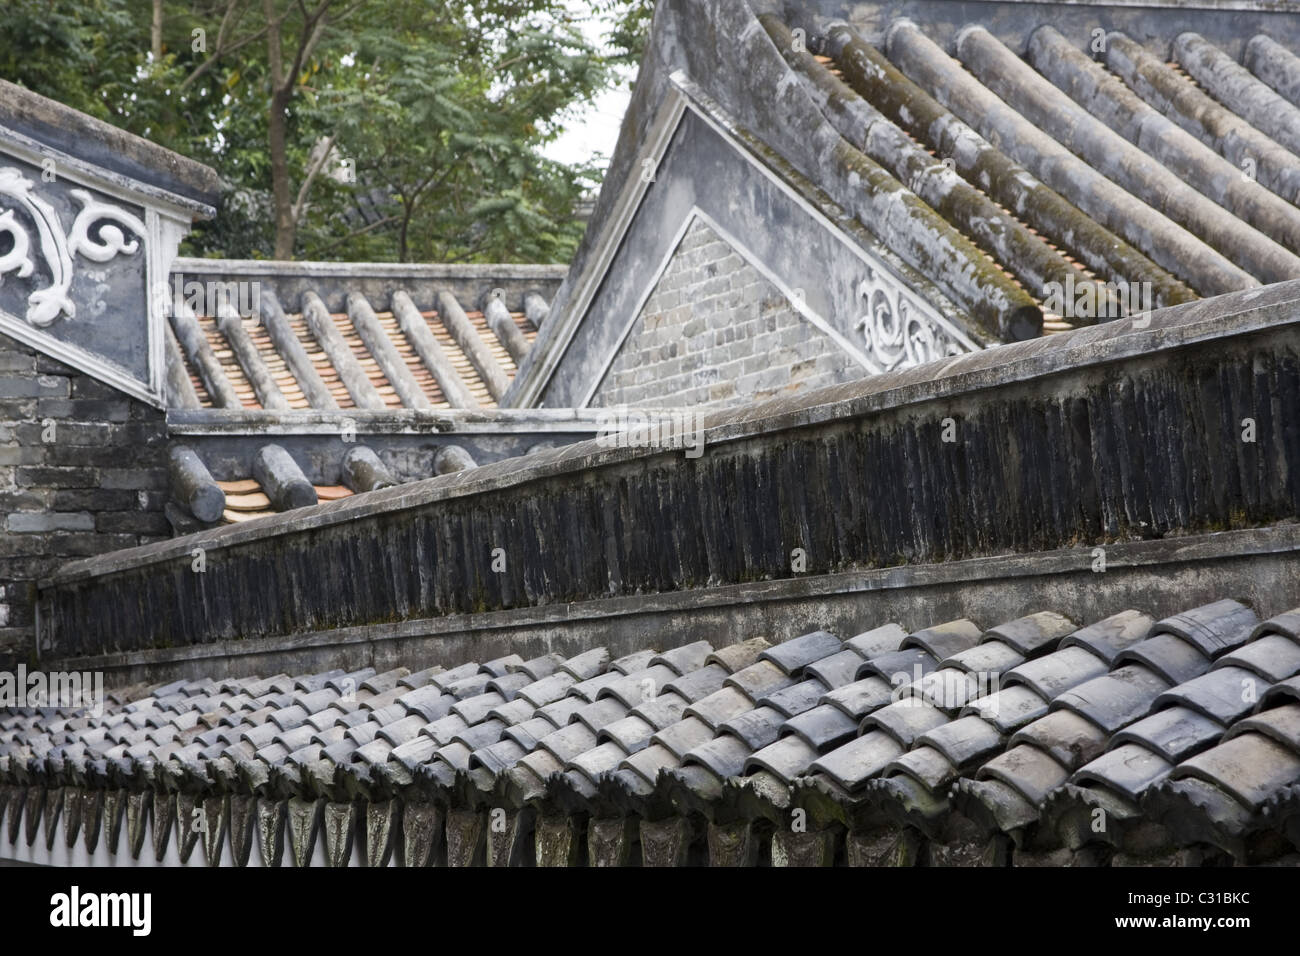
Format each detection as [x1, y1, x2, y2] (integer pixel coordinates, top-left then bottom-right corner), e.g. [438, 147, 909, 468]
[36, 281, 1300, 661]
[0, 334, 170, 664]
[591, 218, 862, 408]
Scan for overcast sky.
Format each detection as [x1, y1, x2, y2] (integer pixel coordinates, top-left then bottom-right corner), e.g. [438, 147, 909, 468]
[540, 4, 636, 173]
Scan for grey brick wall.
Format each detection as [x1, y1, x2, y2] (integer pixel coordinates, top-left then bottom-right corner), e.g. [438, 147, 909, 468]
[591, 218, 863, 409]
[0, 332, 170, 664]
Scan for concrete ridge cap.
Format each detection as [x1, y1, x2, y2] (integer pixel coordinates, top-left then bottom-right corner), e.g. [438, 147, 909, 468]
[43, 524, 1300, 673]
[165, 406, 613, 428]
[47, 280, 1300, 585]
[170, 257, 570, 279]
[0, 79, 219, 207]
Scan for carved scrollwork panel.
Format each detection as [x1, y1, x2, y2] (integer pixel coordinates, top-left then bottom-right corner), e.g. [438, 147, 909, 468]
[853, 272, 972, 373]
[0, 167, 146, 327]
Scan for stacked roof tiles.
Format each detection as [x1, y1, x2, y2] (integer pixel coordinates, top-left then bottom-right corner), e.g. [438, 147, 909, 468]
[4, 599, 1300, 866]
[167, 287, 546, 412]
[770, 17, 1300, 331]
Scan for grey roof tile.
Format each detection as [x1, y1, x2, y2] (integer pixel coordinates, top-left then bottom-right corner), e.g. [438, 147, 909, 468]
[484, 672, 532, 700]
[630, 693, 690, 730]
[1254, 609, 1300, 642]
[885, 745, 957, 791]
[484, 697, 535, 729]
[718, 707, 785, 749]
[1114, 632, 1211, 685]
[683, 687, 751, 729]
[567, 742, 627, 784]
[515, 653, 565, 682]
[558, 648, 611, 681]
[744, 735, 819, 784]
[978, 744, 1069, 804]
[651, 641, 714, 676]
[430, 662, 480, 689]
[663, 664, 729, 703]
[421, 714, 470, 746]
[598, 665, 678, 709]
[983, 612, 1076, 657]
[535, 696, 587, 728]
[1053, 665, 1171, 734]
[1061, 610, 1156, 664]
[571, 698, 629, 736]
[611, 649, 657, 675]
[683, 735, 752, 778]
[1152, 600, 1258, 657]
[503, 717, 555, 751]
[1004, 647, 1109, 700]
[451, 692, 506, 725]
[469, 738, 527, 775]
[1172, 734, 1300, 809]
[397, 685, 454, 722]
[1215, 634, 1300, 683]
[619, 743, 679, 785]
[822, 676, 895, 719]
[864, 699, 951, 747]
[1154, 666, 1265, 724]
[759, 630, 842, 675]
[758, 679, 828, 718]
[810, 732, 905, 791]
[782, 704, 861, 751]
[1226, 703, 1300, 751]
[725, 660, 795, 700]
[598, 715, 656, 754]
[857, 647, 935, 683]
[445, 674, 492, 699]
[803, 649, 865, 690]
[843, 623, 908, 659]
[1111, 706, 1224, 763]
[517, 673, 577, 708]
[568, 670, 624, 703]
[706, 637, 772, 673]
[479, 655, 525, 678]
[1008, 709, 1108, 771]
[962, 684, 1050, 733]
[1072, 743, 1173, 801]
[901, 619, 983, 660]
[434, 742, 473, 771]
[536, 724, 599, 764]
[916, 714, 1005, 769]
[397, 666, 444, 690]
[653, 717, 716, 760]
[451, 719, 507, 751]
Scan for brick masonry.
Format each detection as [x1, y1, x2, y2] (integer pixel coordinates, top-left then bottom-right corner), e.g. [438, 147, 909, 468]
[0, 332, 170, 664]
[591, 217, 863, 408]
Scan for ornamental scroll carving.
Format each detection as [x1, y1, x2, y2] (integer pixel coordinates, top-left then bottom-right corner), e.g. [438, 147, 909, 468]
[0, 167, 147, 327]
[853, 271, 968, 373]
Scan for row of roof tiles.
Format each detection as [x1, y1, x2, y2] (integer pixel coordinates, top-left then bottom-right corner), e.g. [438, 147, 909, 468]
[779, 19, 1300, 333]
[166, 287, 545, 412]
[3, 598, 1299, 864]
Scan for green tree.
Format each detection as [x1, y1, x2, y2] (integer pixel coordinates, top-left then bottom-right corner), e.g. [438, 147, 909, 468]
[0, 0, 640, 263]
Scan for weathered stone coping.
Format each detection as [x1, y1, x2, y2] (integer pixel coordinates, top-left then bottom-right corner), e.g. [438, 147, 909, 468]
[165, 407, 611, 437]
[42, 524, 1300, 679]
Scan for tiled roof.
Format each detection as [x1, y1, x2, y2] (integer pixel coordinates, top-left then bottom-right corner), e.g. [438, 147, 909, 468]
[5, 599, 1300, 865]
[771, 17, 1300, 331]
[168, 288, 545, 412]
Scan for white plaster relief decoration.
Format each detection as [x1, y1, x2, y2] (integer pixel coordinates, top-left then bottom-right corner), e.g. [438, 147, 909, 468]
[0, 166, 146, 327]
[854, 267, 973, 373]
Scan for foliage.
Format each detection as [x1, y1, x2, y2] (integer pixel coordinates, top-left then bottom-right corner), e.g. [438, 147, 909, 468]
[0, 0, 655, 263]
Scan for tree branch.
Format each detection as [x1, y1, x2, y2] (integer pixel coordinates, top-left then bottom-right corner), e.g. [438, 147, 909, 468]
[292, 134, 337, 224]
